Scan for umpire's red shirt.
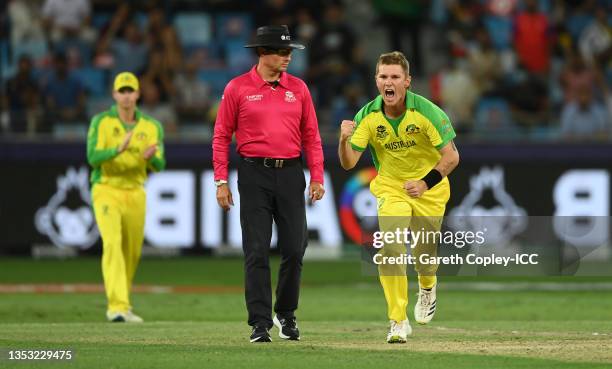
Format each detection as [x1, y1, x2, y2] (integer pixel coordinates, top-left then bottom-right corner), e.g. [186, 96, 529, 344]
[213, 65, 324, 184]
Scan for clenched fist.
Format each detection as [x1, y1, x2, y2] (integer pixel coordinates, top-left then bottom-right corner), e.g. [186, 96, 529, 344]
[404, 180, 428, 198]
[340, 120, 355, 142]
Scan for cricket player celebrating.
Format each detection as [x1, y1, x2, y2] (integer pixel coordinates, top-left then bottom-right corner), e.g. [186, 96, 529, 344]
[87, 72, 166, 322]
[338, 51, 459, 343]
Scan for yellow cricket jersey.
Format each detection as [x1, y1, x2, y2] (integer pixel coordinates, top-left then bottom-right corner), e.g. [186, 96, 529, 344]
[350, 91, 455, 182]
[87, 105, 166, 189]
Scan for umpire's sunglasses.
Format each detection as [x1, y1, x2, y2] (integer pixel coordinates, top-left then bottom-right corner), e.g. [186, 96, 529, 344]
[261, 47, 293, 56]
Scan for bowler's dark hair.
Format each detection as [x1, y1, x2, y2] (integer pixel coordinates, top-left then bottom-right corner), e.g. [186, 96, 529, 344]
[376, 51, 410, 76]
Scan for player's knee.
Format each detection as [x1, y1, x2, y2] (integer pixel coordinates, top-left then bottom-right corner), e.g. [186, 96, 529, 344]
[101, 237, 122, 251]
[245, 252, 270, 268]
[280, 247, 305, 264]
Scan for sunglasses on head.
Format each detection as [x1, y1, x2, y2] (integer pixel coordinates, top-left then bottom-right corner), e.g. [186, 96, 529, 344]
[262, 47, 292, 56]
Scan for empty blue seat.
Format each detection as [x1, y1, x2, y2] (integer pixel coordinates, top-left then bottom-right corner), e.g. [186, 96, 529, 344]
[73, 68, 107, 97]
[215, 13, 252, 41]
[92, 13, 112, 29]
[474, 97, 519, 139]
[483, 15, 512, 51]
[0, 40, 13, 82]
[11, 40, 48, 66]
[224, 40, 255, 73]
[198, 69, 231, 97]
[173, 12, 212, 47]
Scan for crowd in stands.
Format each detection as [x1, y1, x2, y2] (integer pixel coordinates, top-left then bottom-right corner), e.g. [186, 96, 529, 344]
[1, 0, 610, 142]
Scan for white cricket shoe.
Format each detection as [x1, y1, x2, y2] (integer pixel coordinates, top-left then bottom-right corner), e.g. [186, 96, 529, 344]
[125, 310, 144, 323]
[414, 284, 437, 324]
[386, 319, 411, 343]
[106, 310, 144, 323]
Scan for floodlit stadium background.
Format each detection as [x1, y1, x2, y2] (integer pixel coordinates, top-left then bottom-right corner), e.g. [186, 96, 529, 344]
[1, 1, 611, 368]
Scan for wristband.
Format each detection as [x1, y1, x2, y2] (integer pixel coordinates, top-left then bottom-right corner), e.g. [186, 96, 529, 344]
[421, 169, 443, 190]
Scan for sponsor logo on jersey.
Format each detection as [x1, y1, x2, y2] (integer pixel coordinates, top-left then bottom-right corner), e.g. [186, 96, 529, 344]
[376, 125, 388, 139]
[384, 140, 416, 151]
[285, 91, 296, 103]
[441, 119, 453, 134]
[246, 94, 263, 102]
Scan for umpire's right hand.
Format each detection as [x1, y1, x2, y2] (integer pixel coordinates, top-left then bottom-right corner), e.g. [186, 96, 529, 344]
[216, 184, 234, 211]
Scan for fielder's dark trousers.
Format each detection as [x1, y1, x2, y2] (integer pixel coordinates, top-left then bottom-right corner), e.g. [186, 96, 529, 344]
[237, 158, 307, 328]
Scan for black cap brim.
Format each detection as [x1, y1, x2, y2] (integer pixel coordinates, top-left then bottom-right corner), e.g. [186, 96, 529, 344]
[244, 43, 305, 50]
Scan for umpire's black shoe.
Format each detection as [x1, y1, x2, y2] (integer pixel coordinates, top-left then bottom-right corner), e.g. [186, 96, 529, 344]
[273, 314, 300, 341]
[250, 325, 272, 343]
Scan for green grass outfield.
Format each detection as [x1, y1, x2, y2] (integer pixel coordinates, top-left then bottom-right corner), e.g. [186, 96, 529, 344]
[1, 257, 611, 369]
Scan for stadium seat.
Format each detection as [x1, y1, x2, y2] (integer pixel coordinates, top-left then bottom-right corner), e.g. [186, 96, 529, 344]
[215, 13, 252, 41]
[52, 123, 88, 139]
[0, 40, 13, 82]
[86, 97, 113, 118]
[11, 40, 48, 66]
[474, 98, 520, 139]
[92, 13, 112, 30]
[483, 15, 512, 51]
[287, 48, 308, 77]
[184, 41, 221, 61]
[134, 12, 149, 30]
[198, 69, 231, 97]
[224, 40, 255, 73]
[529, 126, 560, 141]
[178, 125, 213, 141]
[54, 39, 94, 67]
[173, 12, 212, 47]
[73, 68, 107, 97]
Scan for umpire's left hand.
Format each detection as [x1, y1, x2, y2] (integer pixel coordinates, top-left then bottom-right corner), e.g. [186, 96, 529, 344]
[309, 182, 325, 204]
[216, 184, 234, 211]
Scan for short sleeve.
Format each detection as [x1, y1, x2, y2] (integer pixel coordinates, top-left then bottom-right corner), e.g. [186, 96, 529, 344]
[349, 119, 370, 152]
[422, 105, 456, 149]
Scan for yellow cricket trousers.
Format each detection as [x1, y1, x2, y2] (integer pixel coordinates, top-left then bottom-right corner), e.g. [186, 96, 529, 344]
[92, 183, 146, 313]
[371, 176, 450, 322]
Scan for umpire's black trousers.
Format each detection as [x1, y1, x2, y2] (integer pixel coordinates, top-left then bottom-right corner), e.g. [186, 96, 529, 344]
[237, 157, 307, 328]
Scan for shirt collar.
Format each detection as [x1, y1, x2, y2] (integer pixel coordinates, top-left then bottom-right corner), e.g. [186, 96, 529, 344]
[249, 65, 288, 88]
[110, 104, 142, 122]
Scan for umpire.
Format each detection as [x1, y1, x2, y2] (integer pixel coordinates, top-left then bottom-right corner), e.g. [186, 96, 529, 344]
[212, 25, 325, 343]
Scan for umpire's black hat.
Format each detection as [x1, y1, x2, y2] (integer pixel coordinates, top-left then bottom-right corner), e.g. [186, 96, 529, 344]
[244, 25, 305, 50]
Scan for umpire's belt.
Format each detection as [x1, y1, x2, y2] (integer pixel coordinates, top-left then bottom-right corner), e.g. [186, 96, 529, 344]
[241, 156, 301, 168]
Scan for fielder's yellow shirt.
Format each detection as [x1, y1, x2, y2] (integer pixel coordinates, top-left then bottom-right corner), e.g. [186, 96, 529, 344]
[87, 105, 166, 189]
[350, 91, 455, 182]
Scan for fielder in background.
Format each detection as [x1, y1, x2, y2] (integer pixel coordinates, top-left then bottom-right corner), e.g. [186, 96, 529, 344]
[338, 51, 459, 343]
[87, 72, 166, 323]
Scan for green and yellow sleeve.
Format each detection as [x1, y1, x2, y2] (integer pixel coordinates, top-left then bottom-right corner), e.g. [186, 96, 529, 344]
[148, 119, 166, 172]
[419, 100, 456, 149]
[349, 107, 372, 152]
[87, 114, 118, 167]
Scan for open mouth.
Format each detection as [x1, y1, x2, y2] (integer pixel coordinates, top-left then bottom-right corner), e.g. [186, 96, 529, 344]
[384, 89, 395, 98]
